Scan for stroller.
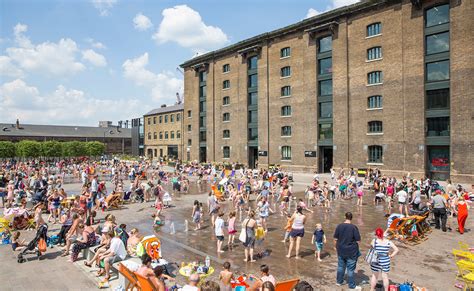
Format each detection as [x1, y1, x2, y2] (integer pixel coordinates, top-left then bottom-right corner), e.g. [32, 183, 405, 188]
[17, 224, 48, 263]
[133, 188, 145, 203]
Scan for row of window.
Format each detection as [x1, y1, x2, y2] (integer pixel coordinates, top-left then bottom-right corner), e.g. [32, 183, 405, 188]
[147, 113, 181, 125]
[147, 130, 181, 140]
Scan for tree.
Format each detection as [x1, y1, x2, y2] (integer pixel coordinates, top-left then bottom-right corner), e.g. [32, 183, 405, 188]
[16, 140, 42, 158]
[41, 140, 62, 157]
[0, 141, 16, 158]
[86, 141, 105, 156]
[62, 141, 88, 157]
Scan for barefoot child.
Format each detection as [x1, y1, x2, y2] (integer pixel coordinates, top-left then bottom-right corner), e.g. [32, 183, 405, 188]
[11, 231, 26, 251]
[215, 212, 225, 253]
[219, 261, 233, 291]
[281, 214, 293, 243]
[311, 223, 326, 261]
[227, 211, 237, 247]
[192, 200, 202, 230]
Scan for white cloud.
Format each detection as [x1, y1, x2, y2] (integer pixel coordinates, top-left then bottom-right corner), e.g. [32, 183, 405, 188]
[6, 23, 85, 76]
[306, 8, 322, 18]
[153, 5, 228, 52]
[133, 13, 153, 31]
[332, 0, 360, 8]
[86, 38, 107, 49]
[91, 0, 117, 16]
[0, 79, 142, 125]
[122, 53, 183, 104]
[82, 49, 107, 67]
[0, 56, 24, 78]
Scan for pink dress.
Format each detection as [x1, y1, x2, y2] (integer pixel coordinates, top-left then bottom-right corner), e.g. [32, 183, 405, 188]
[228, 217, 237, 234]
[7, 184, 14, 201]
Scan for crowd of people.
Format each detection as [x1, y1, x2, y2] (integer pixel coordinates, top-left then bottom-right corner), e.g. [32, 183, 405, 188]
[0, 158, 472, 290]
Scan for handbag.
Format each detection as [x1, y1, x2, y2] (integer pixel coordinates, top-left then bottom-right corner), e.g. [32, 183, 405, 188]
[38, 238, 47, 253]
[365, 239, 378, 264]
[239, 219, 249, 243]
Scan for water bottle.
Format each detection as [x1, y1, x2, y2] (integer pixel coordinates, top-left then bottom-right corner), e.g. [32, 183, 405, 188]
[205, 255, 210, 267]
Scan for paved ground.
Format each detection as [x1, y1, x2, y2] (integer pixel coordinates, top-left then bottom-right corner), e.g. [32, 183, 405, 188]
[1, 172, 472, 290]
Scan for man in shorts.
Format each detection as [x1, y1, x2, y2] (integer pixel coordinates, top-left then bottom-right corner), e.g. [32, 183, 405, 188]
[98, 230, 127, 286]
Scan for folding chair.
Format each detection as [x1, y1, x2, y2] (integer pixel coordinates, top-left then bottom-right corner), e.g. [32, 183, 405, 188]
[134, 272, 156, 291]
[118, 263, 139, 291]
[275, 278, 299, 291]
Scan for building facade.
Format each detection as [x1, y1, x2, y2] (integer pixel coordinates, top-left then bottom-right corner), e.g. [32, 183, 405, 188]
[0, 121, 132, 154]
[180, 0, 473, 183]
[143, 104, 184, 160]
[131, 117, 145, 156]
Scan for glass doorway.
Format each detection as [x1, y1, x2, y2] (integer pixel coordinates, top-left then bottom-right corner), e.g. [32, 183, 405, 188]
[319, 146, 333, 173]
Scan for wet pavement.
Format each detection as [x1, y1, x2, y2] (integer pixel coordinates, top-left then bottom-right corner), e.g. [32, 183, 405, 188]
[1, 172, 472, 290]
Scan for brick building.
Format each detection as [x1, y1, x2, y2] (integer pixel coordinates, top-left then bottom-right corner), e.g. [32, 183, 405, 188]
[180, 0, 473, 183]
[0, 121, 132, 154]
[143, 104, 184, 160]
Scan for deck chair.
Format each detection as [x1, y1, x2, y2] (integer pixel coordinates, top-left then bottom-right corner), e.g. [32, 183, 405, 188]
[459, 242, 474, 253]
[26, 218, 36, 230]
[134, 272, 156, 291]
[104, 194, 121, 210]
[453, 249, 474, 262]
[385, 218, 402, 240]
[118, 263, 139, 291]
[275, 278, 299, 291]
[455, 262, 474, 291]
[0, 217, 12, 233]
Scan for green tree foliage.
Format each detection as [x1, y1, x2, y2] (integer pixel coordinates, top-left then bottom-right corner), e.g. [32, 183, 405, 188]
[16, 140, 42, 158]
[86, 141, 106, 156]
[0, 141, 16, 158]
[62, 141, 88, 157]
[41, 140, 62, 157]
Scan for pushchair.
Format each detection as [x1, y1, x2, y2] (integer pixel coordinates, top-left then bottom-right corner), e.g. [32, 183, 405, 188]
[17, 224, 48, 263]
[133, 188, 145, 203]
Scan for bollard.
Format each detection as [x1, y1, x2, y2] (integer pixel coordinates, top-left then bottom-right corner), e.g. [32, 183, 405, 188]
[184, 219, 189, 232]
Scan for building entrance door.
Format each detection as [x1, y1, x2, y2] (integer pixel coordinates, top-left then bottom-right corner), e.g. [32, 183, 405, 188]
[319, 146, 333, 173]
[427, 146, 450, 180]
[199, 146, 207, 163]
[248, 146, 258, 169]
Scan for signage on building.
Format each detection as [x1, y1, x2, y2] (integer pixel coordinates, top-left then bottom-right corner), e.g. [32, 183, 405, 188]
[304, 151, 317, 157]
[258, 151, 268, 156]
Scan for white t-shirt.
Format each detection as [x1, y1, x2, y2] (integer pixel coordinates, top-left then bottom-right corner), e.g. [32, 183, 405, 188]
[182, 285, 199, 291]
[215, 217, 224, 236]
[109, 237, 127, 260]
[397, 190, 408, 203]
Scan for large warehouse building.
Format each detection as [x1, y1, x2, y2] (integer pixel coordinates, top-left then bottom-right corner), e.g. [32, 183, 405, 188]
[180, 0, 473, 183]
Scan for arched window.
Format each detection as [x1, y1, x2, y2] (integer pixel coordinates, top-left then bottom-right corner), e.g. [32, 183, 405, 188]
[368, 121, 383, 133]
[281, 106, 292, 116]
[281, 126, 292, 137]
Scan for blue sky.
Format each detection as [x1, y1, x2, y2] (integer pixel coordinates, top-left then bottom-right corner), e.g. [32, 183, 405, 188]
[0, 0, 357, 126]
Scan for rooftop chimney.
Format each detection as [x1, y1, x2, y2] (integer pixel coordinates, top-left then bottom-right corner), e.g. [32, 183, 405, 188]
[161, 104, 167, 108]
[16, 119, 20, 129]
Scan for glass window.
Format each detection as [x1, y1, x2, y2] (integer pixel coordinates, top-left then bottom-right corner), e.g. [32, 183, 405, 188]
[187, 124, 192, 131]
[248, 56, 258, 69]
[426, 4, 450, 28]
[154, 132, 157, 139]
[280, 47, 291, 58]
[318, 123, 333, 140]
[281, 86, 291, 97]
[177, 131, 181, 139]
[187, 110, 192, 118]
[223, 80, 230, 89]
[223, 130, 230, 138]
[223, 112, 230, 121]
[248, 128, 258, 141]
[153, 116, 156, 124]
[281, 146, 292, 160]
[367, 47, 382, 60]
[248, 92, 258, 105]
[427, 146, 450, 176]
[427, 117, 450, 136]
[147, 118, 151, 125]
[318, 57, 332, 75]
[426, 60, 449, 82]
[368, 145, 383, 163]
[159, 132, 162, 139]
[281, 126, 292, 136]
[187, 139, 192, 146]
[170, 114, 174, 122]
[159, 116, 162, 123]
[281, 66, 291, 77]
[248, 110, 258, 123]
[171, 131, 175, 139]
[248, 74, 258, 88]
[367, 22, 382, 37]
[223, 146, 230, 158]
[199, 85, 206, 97]
[199, 116, 205, 127]
[147, 132, 151, 139]
[318, 36, 332, 53]
[281, 105, 292, 116]
[199, 101, 206, 112]
[368, 71, 383, 84]
[319, 79, 333, 96]
[368, 95, 383, 109]
[199, 71, 207, 82]
[164, 115, 168, 123]
[223, 64, 230, 73]
[223, 96, 230, 105]
[368, 121, 383, 133]
[199, 131, 206, 142]
[426, 32, 449, 55]
[176, 113, 181, 121]
[165, 131, 169, 139]
[426, 88, 449, 109]
[319, 102, 333, 118]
